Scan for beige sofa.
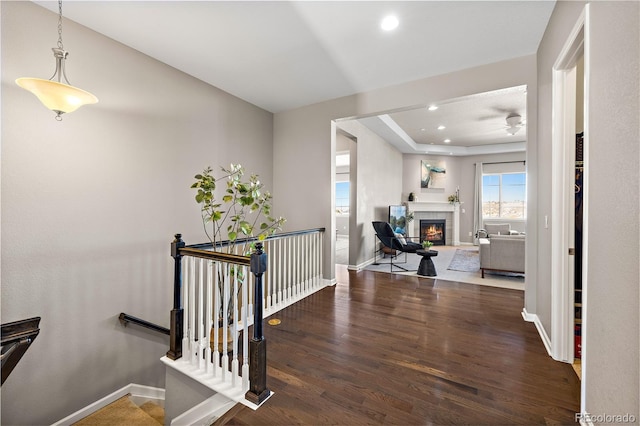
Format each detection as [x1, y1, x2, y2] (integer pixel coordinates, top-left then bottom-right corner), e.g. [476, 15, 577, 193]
[479, 235, 525, 278]
[477, 223, 521, 238]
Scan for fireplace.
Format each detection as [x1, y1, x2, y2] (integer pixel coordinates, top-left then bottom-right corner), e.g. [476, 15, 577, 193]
[420, 219, 446, 246]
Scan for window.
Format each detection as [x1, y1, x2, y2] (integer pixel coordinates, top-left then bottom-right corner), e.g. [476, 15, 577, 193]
[482, 172, 526, 219]
[336, 182, 350, 215]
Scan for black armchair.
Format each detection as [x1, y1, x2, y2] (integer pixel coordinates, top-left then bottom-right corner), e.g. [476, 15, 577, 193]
[372, 221, 423, 272]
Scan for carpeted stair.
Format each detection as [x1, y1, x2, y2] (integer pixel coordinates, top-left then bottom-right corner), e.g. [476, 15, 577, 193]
[73, 394, 164, 425]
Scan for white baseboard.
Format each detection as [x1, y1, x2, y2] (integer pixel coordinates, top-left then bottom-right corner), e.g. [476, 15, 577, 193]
[324, 277, 337, 286]
[171, 393, 235, 426]
[52, 383, 165, 426]
[346, 257, 376, 271]
[521, 308, 552, 356]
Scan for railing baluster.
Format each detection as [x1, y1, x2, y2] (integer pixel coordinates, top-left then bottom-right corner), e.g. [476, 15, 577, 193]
[189, 257, 197, 365]
[231, 266, 239, 387]
[242, 264, 249, 391]
[294, 236, 298, 298]
[312, 232, 316, 288]
[183, 257, 191, 360]
[292, 235, 297, 298]
[318, 232, 322, 285]
[212, 260, 220, 378]
[288, 238, 293, 300]
[198, 258, 205, 370]
[278, 238, 283, 307]
[303, 234, 306, 294]
[205, 260, 213, 374]
[265, 239, 271, 312]
[303, 233, 308, 294]
[221, 264, 229, 379]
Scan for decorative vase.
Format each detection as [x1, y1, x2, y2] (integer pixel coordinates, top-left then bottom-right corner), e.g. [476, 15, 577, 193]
[210, 324, 235, 354]
[408, 192, 415, 202]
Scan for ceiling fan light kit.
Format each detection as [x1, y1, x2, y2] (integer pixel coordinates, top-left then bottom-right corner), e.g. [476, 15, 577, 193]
[505, 113, 523, 135]
[16, 0, 98, 120]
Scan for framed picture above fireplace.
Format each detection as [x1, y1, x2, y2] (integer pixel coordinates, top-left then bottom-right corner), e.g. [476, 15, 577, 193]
[421, 160, 446, 188]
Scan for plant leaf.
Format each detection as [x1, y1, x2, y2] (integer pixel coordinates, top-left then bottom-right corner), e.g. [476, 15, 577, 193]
[239, 221, 252, 235]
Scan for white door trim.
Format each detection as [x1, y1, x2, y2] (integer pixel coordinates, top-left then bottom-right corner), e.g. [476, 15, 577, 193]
[550, 7, 587, 364]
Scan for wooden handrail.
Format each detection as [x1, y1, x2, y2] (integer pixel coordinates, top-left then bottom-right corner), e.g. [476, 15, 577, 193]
[119, 313, 170, 335]
[186, 228, 326, 250]
[178, 247, 250, 265]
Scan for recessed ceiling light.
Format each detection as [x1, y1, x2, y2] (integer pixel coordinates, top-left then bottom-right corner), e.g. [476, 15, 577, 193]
[438, 125, 446, 130]
[420, 128, 426, 131]
[449, 152, 453, 155]
[428, 105, 438, 111]
[444, 139, 451, 143]
[381, 15, 399, 31]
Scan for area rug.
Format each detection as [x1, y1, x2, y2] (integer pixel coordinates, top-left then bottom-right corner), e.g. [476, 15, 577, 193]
[361, 246, 523, 291]
[447, 249, 480, 272]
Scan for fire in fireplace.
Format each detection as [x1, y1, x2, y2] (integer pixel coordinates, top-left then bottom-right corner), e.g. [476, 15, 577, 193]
[420, 219, 446, 246]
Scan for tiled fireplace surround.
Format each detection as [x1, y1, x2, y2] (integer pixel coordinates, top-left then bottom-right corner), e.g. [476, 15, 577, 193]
[407, 201, 461, 246]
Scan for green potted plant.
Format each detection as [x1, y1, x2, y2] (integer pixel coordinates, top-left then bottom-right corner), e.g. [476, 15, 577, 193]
[448, 187, 461, 204]
[421, 240, 434, 250]
[191, 164, 285, 349]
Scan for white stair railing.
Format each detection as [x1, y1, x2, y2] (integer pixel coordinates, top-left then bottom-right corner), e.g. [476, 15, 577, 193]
[262, 229, 324, 317]
[163, 228, 325, 409]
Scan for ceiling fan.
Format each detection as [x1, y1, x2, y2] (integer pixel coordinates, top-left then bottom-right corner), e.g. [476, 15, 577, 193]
[505, 113, 525, 135]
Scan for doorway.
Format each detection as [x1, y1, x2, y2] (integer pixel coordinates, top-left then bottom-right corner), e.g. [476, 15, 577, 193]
[335, 130, 356, 266]
[550, 9, 587, 372]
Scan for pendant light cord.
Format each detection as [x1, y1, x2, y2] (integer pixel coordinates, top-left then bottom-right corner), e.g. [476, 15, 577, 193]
[49, 0, 71, 90]
[57, 0, 64, 50]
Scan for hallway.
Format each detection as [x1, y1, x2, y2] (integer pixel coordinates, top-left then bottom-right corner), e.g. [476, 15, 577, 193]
[220, 269, 580, 425]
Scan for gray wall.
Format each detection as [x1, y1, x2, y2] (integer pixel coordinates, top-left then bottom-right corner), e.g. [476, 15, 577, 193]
[337, 120, 403, 267]
[537, 0, 639, 417]
[402, 152, 526, 244]
[1, 2, 274, 424]
[274, 55, 537, 281]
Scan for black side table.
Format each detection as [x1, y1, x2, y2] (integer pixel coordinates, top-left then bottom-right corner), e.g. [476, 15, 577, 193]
[416, 249, 438, 277]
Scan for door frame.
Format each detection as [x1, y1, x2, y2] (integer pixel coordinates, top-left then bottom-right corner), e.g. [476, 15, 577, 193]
[550, 6, 588, 364]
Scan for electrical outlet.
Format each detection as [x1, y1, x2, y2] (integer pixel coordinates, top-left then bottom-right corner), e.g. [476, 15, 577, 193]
[468, 231, 472, 236]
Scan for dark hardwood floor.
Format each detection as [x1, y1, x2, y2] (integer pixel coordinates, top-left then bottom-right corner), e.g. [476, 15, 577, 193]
[219, 268, 580, 425]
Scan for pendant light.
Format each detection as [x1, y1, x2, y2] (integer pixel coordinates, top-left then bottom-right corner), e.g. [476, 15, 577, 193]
[16, 0, 98, 121]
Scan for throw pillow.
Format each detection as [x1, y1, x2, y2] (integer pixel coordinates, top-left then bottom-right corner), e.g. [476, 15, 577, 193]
[394, 233, 407, 245]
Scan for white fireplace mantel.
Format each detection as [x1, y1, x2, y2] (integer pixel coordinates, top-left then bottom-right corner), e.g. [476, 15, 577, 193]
[407, 202, 461, 246]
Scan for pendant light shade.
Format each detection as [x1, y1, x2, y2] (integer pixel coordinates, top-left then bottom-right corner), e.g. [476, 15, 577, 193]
[16, 77, 98, 116]
[16, 1, 97, 120]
